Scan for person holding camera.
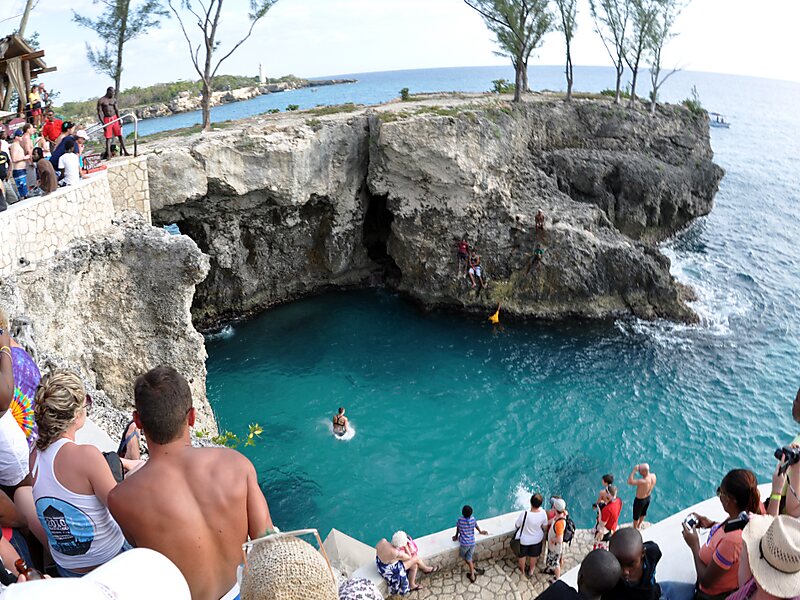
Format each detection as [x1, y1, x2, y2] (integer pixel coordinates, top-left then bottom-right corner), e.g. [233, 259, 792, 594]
[660, 469, 762, 600]
[767, 388, 800, 518]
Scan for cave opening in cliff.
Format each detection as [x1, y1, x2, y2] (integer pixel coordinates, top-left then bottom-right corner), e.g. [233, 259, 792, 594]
[363, 193, 401, 285]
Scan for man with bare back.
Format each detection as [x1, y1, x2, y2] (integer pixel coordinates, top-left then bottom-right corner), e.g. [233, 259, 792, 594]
[627, 463, 657, 529]
[108, 366, 274, 600]
[97, 87, 129, 159]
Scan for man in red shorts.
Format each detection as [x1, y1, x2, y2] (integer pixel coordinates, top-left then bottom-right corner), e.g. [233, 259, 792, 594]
[96, 87, 129, 159]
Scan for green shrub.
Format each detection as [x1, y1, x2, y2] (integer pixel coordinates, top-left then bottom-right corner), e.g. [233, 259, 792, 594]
[682, 85, 703, 116]
[265, 108, 280, 114]
[491, 79, 516, 94]
[307, 103, 358, 116]
[212, 423, 264, 449]
[306, 118, 322, 128]
[399, 87, 411, 101]
[286, 104, 300, 111]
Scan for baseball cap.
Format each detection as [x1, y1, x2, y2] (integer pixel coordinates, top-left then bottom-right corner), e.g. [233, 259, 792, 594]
[553, 498, 567, 512]
[75, 130, 88, 139]
[2, 548, 190, 599]
[12, 129, 23, 138]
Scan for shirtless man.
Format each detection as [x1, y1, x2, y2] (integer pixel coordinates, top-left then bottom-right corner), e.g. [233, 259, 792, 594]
[628, 463, 657, 529]
[108, 366, 273, 600]
[333, 407, 348, 437]
[468, 251, 486, 289]
[96, 87, 129, 158]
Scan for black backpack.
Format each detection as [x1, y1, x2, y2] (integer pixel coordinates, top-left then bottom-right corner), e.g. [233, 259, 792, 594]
[0, 151, 8, 180]
[556, 515, 576, 545]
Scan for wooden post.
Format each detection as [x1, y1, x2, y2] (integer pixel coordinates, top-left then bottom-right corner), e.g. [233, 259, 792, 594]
[21, 59, 31, 118]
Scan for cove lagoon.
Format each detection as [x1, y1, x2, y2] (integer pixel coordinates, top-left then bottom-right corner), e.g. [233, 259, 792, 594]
[206, 68, 800, 545]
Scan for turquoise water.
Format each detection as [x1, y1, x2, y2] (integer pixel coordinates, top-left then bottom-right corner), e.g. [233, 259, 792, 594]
[205, 67, 800, 544]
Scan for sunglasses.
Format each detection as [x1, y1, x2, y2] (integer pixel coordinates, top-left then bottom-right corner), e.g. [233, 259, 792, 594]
[83, 394, 93, 414]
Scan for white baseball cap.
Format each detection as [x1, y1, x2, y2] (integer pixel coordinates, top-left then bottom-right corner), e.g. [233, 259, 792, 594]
[2, 548, 190, 599]
[74, 130, 88, 139]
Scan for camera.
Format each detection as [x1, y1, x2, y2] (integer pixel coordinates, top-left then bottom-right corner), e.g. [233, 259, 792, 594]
[774, 446, 800, 474]
[683, 515, 698, 529]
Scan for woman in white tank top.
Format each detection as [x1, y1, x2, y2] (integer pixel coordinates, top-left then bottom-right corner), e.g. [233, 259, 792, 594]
[31, 370, 129, 577]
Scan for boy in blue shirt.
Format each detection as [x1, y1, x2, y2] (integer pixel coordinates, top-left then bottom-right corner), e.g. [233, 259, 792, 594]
[452, 505, 489, 582]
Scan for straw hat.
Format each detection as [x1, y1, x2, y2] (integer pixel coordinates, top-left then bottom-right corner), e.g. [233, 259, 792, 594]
[241, 534, 337, 600]
[742, 514, 800, 598]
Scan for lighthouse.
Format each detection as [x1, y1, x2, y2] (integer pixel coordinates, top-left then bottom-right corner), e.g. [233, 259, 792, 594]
[258, 63, 266, 85]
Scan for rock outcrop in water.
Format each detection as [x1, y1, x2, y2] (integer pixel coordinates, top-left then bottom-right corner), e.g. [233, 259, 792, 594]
[147, 94, 723, 325]
[0, 214, 216, 433]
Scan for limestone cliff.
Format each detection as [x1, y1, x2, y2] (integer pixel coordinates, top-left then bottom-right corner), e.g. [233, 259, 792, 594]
[147, 95, 723, 325]
[0, 214, 216, 433]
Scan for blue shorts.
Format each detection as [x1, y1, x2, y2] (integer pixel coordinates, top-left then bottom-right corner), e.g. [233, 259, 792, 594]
[459, 544, 475, 562]
[12, 169, 27, 198]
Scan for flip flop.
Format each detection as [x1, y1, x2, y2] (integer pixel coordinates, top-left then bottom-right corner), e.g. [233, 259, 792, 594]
[425, 566, 440, 575]
[475, 567, 485, 576]
[468, 573, 476, 583]
[409, 584, 423, 592]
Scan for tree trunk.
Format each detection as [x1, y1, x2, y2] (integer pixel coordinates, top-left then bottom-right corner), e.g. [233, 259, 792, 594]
[513, 60, 523, 103]
[115, 0, 130, 95]
[650, 86, 658, 115]
[565, 46, 573, 102]
[201, 80, 211, 130]
[614, 63, 623, 104]
[522, 60, 529, 93]
[628, 67, 638, 109]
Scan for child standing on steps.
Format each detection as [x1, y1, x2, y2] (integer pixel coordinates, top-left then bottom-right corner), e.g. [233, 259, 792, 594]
[453, 504, 489, 583]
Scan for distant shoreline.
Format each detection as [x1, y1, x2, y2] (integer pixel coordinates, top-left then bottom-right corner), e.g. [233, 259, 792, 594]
[132, 78, 357, 121]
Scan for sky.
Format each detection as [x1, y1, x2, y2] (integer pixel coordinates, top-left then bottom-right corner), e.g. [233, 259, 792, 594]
[2, 0, 799, 103]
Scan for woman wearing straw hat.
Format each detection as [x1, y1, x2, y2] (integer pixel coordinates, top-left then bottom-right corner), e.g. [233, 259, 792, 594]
[726, 515, 800, 600]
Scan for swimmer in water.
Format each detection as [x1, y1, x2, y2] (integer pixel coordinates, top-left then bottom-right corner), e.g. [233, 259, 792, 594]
[333, 407, 348, 437]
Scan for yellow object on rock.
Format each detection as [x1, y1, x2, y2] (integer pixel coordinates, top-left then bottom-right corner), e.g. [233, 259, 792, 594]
[489, 308, 500, 324]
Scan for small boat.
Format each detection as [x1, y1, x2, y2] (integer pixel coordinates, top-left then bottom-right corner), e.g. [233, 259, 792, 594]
[709, 112, 730, 128]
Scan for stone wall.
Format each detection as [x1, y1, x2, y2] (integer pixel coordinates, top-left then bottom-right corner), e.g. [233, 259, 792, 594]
[106, 155, 151, 222]
[0, 175, 116, 277]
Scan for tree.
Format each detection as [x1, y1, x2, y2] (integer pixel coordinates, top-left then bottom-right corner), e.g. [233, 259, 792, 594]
[589, 0, 629, 104]
[464, 0, 552, 102]
[647, 0, 684, 115]
[73, 1, 169, 95]
[169, 0, 278, 131]
[553, 0, 578, 102]
[624, 0, 658, 109]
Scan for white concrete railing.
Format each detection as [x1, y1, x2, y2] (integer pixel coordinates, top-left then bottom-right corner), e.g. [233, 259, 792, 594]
[351, 511, 521, 594]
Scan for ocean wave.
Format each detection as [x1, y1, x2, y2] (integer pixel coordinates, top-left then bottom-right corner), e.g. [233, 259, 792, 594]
[205, 325, 235, 341]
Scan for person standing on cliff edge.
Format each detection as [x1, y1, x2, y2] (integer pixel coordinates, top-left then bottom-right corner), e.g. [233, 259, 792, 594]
[97, 87, 129, 159]
[108, 365, 274, 600]
[628, 463, 657, 529]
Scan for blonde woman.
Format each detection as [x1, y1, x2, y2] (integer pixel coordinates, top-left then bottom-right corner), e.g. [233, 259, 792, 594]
[31, 370, 137, 577]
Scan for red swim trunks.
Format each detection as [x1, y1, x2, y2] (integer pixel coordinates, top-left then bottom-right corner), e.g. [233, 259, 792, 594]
[103, 116, 122, 139]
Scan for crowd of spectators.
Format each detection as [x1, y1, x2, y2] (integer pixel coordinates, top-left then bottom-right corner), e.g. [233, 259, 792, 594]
[0, 308, 275, 599]
[0, 84, 125, 212]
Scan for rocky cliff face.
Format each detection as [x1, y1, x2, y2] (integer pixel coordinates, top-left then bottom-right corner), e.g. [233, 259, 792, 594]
[0, 214, 216, 433]
[147, 95, 723, 326]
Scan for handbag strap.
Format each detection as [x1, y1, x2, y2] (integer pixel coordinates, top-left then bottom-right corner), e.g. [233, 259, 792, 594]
[516, 510, 528, 540]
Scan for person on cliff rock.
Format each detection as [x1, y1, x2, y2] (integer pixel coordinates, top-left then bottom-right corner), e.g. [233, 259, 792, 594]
[456, 236, 470, 275]
[468, 251, 486, 289]
[767, 387, 800, 518]
[628, 463, 657, 529]
[536, 209, 546, 234]
[108, 365, 274, 600]
[453, 504, 488, 583]
[97, 87, 129, 159]
[602, 527, 662, 600]
[594, 485, 622, 550]
[534, 548, 622, 600]
[332, 407, 348, 437]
